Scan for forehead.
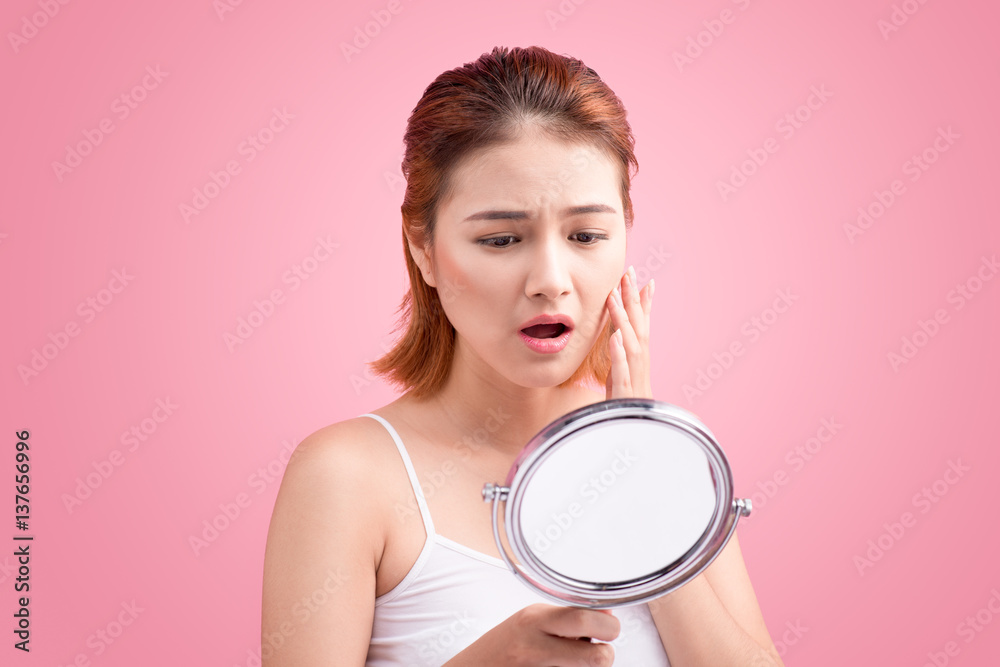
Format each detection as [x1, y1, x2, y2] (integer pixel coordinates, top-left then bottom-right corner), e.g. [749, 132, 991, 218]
[441, 133, 621, 210]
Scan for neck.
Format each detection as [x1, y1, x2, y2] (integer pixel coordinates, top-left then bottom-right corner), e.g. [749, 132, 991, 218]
[405, 336, 603, 458]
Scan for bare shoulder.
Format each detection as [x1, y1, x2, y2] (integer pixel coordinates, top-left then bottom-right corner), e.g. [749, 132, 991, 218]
[267, 414, 393, 541]
[262, 414, 400, 665]
[270, 414, 409, 536]
[285, 417, 387, 482]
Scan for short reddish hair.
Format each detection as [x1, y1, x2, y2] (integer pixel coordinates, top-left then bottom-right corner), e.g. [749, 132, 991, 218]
[369, 45, 639, 398]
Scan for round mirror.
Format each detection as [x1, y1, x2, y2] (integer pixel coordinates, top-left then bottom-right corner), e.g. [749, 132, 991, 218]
[482, 398, 751, 608]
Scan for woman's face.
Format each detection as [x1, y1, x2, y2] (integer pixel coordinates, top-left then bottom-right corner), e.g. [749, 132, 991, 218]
[411, 128, 628, 390]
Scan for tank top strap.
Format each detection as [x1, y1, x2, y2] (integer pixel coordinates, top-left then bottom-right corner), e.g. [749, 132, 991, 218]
[359, 413, 436, 535]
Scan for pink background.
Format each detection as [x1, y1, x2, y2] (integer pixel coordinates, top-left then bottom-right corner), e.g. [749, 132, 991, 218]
[3, 0, 999, 664]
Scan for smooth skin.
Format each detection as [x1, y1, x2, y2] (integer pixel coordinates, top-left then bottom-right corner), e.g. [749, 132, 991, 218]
[262, 126, 783, 666]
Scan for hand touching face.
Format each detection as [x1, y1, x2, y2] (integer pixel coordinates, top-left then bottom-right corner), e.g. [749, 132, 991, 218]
[605, 264, 654, 400]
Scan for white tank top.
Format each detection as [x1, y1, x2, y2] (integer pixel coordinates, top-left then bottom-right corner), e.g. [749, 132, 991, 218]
[361, 412, 671, 666]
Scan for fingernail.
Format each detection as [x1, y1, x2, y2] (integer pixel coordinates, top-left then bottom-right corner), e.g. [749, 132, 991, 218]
[628, 265, 636, 284]
[649, 278, 655, 296]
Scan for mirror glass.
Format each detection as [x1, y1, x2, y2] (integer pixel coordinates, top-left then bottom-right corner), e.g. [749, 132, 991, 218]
[517, 419, 717, 584]
[484, 399, 751, 608]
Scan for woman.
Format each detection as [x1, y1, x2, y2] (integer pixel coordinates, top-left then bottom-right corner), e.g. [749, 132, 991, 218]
[262, 45, 783, 666]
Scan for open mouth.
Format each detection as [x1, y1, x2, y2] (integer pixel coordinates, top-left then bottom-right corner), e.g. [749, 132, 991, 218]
[521, 323, 569, 339]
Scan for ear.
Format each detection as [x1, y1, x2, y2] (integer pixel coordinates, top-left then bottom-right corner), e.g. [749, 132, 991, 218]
[405, 227, 437, 288]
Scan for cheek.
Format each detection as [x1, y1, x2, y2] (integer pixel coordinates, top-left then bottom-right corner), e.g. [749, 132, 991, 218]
[430, 241, 474, 301]
[585, 248, 627, 304]
[583, 277, 617, 331]
[432, 243, 503, 324]
[581, 262, 626, 332]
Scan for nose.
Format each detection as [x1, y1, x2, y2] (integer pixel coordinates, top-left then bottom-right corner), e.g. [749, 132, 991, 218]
[524, 233, 573, 300]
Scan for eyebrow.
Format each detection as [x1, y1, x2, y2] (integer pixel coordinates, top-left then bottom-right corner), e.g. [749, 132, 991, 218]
[462, 204, 617, 222]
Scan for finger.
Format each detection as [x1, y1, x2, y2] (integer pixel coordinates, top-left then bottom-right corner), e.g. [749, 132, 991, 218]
[606, 280, 630, 343]
[607, 272, 654, 396]
[605, 280, 640, 397]
[610, 271, 654, 399]
[612, 273, 648, 388]
[640, 278, 655, 318]
[540, 636, 616, 667]
[620, 266, 649, 346]
[532, 635, 615, 667]
[542, 607, 621, 643]
[610, 269, 640, 358]
[607, 329, 631, 398]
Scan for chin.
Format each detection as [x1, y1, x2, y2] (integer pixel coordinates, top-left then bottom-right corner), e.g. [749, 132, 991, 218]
[504, 360, 583, 391]
[466, 336, 589, 390]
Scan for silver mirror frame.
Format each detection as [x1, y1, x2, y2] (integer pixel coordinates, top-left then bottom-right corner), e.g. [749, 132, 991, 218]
[482, 398, 752, 608]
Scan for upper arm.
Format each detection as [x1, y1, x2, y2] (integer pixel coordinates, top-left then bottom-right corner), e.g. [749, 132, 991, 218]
[262, 421, 383, 666]
[702, 532, 781, 659]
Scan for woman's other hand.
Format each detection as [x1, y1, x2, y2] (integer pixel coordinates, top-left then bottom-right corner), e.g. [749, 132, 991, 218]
[443, 604, 619, 667]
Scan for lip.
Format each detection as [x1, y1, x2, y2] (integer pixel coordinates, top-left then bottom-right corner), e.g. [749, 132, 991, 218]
[518, 313, 575, 354]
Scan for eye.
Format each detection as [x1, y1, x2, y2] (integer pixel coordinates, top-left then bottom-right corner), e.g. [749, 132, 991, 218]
[572, 232, 608, 244]
[477, 235, 518, 248]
